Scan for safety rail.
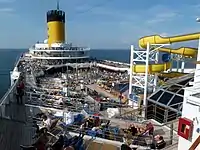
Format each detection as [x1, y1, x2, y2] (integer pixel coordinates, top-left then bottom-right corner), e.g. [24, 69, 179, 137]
[0, 79, 178, 150]
[25, 87, 181, 127]
[189, 135, 200, 150]
[24, 99, 179, 146]
[186, 87, 200, 101]
[0, 75, 20, 118]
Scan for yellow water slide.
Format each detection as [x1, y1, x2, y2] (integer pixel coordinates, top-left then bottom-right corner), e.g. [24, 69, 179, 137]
[132, 32, 200, 73]
[132, 62, 171, 73]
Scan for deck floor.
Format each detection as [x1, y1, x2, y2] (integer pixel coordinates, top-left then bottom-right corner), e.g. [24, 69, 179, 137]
[0, 99, 35, 150]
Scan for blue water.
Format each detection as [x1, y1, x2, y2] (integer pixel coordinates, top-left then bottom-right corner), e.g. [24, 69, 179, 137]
[0, 49, 195, 97]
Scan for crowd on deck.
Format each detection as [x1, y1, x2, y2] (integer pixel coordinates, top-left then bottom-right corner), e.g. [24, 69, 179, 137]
[19, 110, 166, 150]
[17, 56, 168, 149]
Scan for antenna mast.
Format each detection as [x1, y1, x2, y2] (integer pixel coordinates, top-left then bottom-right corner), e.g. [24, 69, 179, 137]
[56, 0, 60, 10]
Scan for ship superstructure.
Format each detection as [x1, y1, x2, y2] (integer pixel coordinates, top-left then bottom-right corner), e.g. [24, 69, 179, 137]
[29, 6, 90, 67]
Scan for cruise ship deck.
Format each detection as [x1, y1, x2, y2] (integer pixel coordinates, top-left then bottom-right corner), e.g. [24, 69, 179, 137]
[0, 70, 180, 150]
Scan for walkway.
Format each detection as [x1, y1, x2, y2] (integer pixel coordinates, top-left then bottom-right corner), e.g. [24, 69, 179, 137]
[0, 101, 35, 150]
[0, 117, 34, 150]
[86, 84, 116, 99]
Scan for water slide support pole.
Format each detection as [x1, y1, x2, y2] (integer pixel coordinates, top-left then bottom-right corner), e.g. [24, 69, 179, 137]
[170, 54, 173, 72]
[129, 45, 134, 104]
[176, 59, 180, 72]
[194, 37, 200, 84]
[153, 51, 159, 92]
[181, 61, 185, 73]
[143, 42, 150, 109]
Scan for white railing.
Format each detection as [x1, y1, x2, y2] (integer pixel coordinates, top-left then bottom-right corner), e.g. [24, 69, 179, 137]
[29, 47, 90, 52]
[0, 76, 20, 118]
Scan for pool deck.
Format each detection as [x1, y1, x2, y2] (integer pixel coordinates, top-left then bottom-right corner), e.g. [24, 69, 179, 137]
[86, 84, 117, 99]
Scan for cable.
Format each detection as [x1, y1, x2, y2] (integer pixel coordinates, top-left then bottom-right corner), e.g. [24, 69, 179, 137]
[68, 0, 116, 21]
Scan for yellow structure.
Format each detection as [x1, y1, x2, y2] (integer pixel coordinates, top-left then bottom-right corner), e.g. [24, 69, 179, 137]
[159, 47, 197, 58]
[131, 33, 199, 74]
[47, 9, 65, 45]
[132, 62, 171, 73]
[139, 32, 200, 48]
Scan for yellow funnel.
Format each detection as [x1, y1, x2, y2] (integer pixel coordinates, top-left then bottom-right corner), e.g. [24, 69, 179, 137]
[47, 10, 65, 46]
[139, 32, 200, 49]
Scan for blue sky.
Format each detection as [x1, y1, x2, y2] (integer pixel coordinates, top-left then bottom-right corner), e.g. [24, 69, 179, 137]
[1, 0, 200, 49]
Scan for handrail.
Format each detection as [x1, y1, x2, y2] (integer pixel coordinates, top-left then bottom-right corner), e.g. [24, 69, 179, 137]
[189, 135, 200, 150]
[0, 74, 20, 106]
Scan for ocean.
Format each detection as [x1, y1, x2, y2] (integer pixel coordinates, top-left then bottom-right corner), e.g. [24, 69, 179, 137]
[0, 49, 195, 98]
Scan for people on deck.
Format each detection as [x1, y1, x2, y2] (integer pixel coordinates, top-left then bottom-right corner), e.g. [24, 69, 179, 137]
[16, 85, 24, 104]
[42, 114, 52, 130]
[154, 135, 166, 149]
[16, 78, 25, 104]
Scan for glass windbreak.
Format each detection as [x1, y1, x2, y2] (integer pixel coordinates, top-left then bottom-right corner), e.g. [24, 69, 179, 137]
[148, 75, 193, 110]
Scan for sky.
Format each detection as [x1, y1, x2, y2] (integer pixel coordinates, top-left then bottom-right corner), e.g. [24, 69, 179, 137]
[1, 0, 200, 49]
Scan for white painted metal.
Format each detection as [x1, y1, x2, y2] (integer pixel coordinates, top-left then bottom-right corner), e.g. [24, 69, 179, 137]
[129, 43, 170, 107]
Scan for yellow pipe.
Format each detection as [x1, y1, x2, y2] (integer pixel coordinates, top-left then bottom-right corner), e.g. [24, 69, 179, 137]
[133, 33, 199, 74]
[132, 62, 171, 73]
[159, 47, 197, 57]
[139, 32, 200, 49]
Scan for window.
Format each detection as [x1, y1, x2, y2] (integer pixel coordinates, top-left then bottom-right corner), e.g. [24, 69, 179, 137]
[149, 90, 163, 101]
[168, 95, 183, 106]
[177, 89, 184, 95]
[158, 92, 173, 105]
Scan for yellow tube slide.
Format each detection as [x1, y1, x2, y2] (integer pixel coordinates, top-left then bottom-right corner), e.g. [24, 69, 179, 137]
[159, 47, 197, 57]
[132, 62, 171, 73]
[139, 32, 200, 49]
[132, 32, 199, 74]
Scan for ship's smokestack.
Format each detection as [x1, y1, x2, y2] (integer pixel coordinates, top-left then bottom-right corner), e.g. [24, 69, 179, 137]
[46, 0, 65, 46]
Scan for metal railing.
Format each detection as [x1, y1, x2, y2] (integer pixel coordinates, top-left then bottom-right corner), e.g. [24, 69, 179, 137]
[0, 75, 20, 118]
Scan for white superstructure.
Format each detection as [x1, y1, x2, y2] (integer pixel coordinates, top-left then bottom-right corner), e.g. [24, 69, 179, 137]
[29, 42, 90, 60]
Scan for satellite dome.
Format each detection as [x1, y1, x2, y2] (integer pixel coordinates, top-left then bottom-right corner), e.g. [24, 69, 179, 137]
[44, 39, 48, 43]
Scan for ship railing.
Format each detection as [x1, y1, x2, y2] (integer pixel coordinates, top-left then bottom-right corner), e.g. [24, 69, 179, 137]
[120, 104, 180, 125]
[0, 74, 20, 118]
[25, 89, 180, 127]
[31, 53, 90, 57]
[25, 86, 181, 126]
[24, 103, 178, 149]
[23, 87, 180, 148]
[29, 47, 90, 51]
[25, 92, 100, 114]
[185, 85, 200, 98]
